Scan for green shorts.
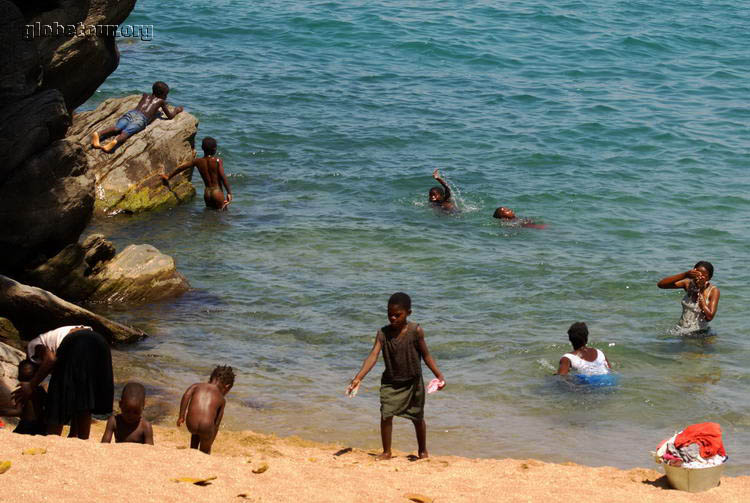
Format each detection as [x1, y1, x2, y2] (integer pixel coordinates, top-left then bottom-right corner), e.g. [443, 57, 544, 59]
[380, 376, 425, 421]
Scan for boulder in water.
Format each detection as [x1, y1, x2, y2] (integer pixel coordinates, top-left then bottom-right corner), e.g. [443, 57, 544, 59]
[66, 95, 199, 216]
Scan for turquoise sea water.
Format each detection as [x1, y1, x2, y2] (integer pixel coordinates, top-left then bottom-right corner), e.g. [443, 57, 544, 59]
[83, 1, 750, 473]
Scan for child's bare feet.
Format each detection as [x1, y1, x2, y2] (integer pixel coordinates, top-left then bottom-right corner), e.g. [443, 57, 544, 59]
[375, 452, 392, 461]
[418, 451, 429, 459]
[91, 132, 101, 149]
[101, 139, 118, 152]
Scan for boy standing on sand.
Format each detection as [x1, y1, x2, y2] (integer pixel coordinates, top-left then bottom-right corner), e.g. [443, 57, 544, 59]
[162, 137, 233, 210]
[101, 382, 154, 444]
[177, 366, 234, 454]
[91, 81, 183, 152]
[347, 292, 445, 460]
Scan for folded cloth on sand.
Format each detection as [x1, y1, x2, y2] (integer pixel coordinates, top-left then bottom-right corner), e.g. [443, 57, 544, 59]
[380, 376, 424, 421]
[675, 422, 726, 458]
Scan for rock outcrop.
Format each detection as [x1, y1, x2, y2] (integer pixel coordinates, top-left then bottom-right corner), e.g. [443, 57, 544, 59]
[23, 234, 190, 304]
[67, 95, 198, 215]
[0, 0, 136, 273]
[0, 340, 24, 413]
[0, 139, 95, 274]
[0, 275, 146, 344]
[16, 0, 138, 111]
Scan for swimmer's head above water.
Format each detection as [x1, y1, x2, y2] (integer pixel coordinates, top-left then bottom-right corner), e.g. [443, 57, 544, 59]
[567, 321, 588, 350]
[429, 187, 445, 204]
[493, 207, 516, 220]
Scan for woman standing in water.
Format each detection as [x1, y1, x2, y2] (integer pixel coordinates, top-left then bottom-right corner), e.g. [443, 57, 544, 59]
[657, 261, 720, 335]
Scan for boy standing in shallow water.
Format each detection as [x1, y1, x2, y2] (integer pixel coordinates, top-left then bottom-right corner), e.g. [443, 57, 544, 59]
[162, 137, 233, 210]
[101, 382, 154, 444]
[347, 292, 446, 460]
[177, 366, 234, 454]
[91, 81, 183, 152]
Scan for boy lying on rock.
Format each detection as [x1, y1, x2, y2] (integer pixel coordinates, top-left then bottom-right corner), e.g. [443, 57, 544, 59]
[91, 81, 183, 152]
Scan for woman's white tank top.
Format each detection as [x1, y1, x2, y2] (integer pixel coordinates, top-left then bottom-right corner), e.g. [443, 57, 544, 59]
[563, 349, 609, 375]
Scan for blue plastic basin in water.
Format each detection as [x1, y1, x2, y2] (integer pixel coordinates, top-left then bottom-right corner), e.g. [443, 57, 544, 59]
[573, 373, 619, 387]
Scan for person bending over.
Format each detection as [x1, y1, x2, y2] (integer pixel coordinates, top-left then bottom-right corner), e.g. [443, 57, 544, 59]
[177, 365, 234, 454]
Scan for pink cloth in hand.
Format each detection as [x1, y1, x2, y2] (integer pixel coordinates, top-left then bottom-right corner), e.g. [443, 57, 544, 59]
[427, 379, 444, 394]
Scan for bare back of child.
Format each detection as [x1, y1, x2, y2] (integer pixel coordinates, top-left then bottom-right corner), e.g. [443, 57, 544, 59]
[177, 366, 234, 454]
[162, 137, 233, 210]
[92, 81, 183, 153]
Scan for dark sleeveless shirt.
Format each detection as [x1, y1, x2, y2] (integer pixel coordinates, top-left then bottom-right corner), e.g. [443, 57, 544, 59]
[377, 322, 422, 383]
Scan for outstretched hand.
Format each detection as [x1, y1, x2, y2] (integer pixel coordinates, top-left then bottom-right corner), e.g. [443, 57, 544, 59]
[432, 168, 440, 180]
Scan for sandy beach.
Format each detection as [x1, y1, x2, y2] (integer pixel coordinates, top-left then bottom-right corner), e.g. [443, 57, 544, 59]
[1, 422, 747, 503]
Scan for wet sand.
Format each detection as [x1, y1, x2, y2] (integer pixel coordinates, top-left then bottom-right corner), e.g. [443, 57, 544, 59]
[1, 423, 748, 502]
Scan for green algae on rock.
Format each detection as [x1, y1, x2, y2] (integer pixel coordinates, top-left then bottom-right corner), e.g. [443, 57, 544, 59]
[67, 95, 199, 216]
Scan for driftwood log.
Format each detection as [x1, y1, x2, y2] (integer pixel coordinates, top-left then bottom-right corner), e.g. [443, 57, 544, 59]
[0, 275, 146, 344]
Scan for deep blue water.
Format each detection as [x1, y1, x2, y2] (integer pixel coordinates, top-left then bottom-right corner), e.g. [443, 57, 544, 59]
[82, 0, 750, 473]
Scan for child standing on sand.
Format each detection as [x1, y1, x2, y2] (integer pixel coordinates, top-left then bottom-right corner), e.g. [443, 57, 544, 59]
[91, 81, 183, 152]
[162, 137, 233, 210]
[101, 382, 154, 444]
[347, 292, 445, 460]
[177, 366, 234, 454]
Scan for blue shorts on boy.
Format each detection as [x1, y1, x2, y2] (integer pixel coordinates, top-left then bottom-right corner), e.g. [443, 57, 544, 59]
[115, 109, 148, 135]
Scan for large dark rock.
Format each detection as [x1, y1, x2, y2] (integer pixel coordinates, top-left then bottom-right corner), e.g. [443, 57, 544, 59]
[23, 234, 190, 304]
[0, 89, 70, 185]
[0, 275, 146, 344]
[0, 139, 94, 274]
[0, 1, 42, 104]
[67, 95, 198, 215]
[26, 0, 138, 110]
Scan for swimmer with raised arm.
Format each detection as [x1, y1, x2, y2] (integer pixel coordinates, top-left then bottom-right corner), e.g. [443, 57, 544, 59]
[162, 137, 233, 210]
[428, 169, 457, 212]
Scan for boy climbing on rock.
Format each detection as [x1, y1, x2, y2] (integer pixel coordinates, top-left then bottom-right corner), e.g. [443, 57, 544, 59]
[91, 81, 183, 152]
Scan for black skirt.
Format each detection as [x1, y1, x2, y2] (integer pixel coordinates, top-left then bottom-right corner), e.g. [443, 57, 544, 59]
[46, 330, 114, 425]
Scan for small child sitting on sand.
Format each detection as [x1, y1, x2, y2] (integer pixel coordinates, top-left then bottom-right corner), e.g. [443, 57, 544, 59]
[101, 382, 154, 444]
[428, 169, 457, 212]
[556, 322, 611, 376]
[91, 81, 183, 152]
[177, 365, 235, 454]
[162, 137, 233, 210]
[347, 292, 446, 460]
[0, 360, 47, 435]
